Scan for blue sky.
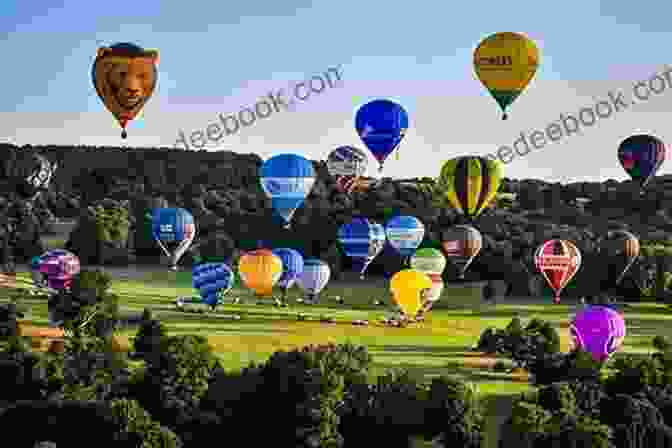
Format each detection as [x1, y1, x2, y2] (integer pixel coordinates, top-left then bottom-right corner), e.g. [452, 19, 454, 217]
[2, 0, 671, 183]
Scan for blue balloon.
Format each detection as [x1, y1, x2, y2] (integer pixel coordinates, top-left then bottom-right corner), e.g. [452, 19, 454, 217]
[355, 99, 408, 171]
[385, 215, 425, 258]
[192, 263, 234, 307]
[337, 217, 386, 278]
[259, 154, 316, 228]
[151, 208, 197, 268]
[297, 259, 331, 301]
[272, 248, 304, 291]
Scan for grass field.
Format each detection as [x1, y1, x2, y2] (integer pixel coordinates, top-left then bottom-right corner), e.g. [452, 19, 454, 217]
[6, 268, 672, 447]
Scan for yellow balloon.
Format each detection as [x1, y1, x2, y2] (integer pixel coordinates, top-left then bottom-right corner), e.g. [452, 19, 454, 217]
[389, 269, 432, 317]
[238, 249, 283, 297]
[473, 32, 539, 120]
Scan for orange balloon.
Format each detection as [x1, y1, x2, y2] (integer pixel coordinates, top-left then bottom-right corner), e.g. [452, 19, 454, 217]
[238, 249, 283, 297]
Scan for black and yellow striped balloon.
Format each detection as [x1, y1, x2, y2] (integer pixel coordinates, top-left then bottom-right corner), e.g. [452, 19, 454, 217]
[435, 156, 503, 219]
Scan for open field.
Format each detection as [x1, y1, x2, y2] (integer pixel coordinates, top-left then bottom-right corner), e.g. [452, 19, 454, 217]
[5, 268, 672, 447]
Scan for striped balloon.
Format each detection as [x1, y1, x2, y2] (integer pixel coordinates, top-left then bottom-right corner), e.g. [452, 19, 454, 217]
[599, 230, 639, 285]
[534, 239, 581, 304]
[337, 217, 386, 278]
[297, 258, 331, 302]
[570, 305, 626, 362]
[385, 215, 425, 259]
[259, 153, 316, 228]
[272, 248, 304, 294]
[442, 225, 482, 279]
[436, 156, 502, 219]
[410, 248, 446, 275]
[192, 263, 234, 307]
[38, 249, 80, 291]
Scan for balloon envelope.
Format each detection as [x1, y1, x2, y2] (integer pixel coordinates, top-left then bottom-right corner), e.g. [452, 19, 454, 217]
[534, 239, 581, 302]
[91, 43, 158, 138]
[327, 146, 368, 177]
[7, 152, 55, 199]
[297, 258, 331, 296]
[442, 225, 483, 278]
[192, 263, 234, 307]
[600, 230, 640, 285]
[355, 99, 408, 170]
[473, 32, 539, 119]
[272, 248, 304, 290]
[570, 305, 626, 362]
[385, 215, 425, 258]
[390, 269, 432, 317]
[436, 157, 502, 219]
[410, 248, 447, 275]
[259, 154, 316, 226]
[38, 250, 80, 290]
[151, 208, 196, 267]
[617, 134, 666, 188]
[238, 249, 283, 296]
[337, 218, 386, 276]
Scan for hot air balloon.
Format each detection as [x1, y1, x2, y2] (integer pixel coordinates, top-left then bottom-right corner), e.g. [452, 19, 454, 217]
[30, 255, 47, 290]
[617, 134, 666, 189]
[5, 152, 56, 200]
[92, 42, 159, 138]
[570, 305, 626, 362]
[337, 217, 386, 279]
[37, 250, 80, 291]
[442, 225, 482, 279]
[390, 269, 432, 318]
[599, 230, 640, 286]
[260, 154, 316, 228]
[435, 157, 503, 221]
[385, 215, 425, 263]
[473, 32, 539, 120]
[355, 99, 408, 172]
[272, 248, 304, 303]
[238, 249, 283, 298]
[326, 146, 369, 194]
[535, 239, 581, 304]
[151, 208, 196, 271]
[191, 263, 235, 310]
[297, 258, 331, 304]
[410, 248, 447, 312]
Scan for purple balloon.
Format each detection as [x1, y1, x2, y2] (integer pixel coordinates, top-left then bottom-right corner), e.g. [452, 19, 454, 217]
[570, 305, 626, 362]
[38, 250, 80, 290]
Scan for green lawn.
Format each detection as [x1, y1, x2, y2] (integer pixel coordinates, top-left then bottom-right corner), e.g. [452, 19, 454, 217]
[6, 270, 672, 448]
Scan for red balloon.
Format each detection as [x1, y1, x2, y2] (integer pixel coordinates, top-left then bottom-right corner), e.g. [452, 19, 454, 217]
[534, 239, 581, 303]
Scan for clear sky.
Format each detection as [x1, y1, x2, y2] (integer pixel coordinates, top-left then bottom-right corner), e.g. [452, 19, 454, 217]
[2, 1, 671, 183]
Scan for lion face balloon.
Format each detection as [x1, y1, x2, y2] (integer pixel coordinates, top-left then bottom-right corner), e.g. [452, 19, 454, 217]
[92, 42, 158, 138]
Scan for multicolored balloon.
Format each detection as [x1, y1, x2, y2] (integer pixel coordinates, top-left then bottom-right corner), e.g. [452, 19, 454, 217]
[326, 146, 369, 194]
[570, 305, 626, 362]
[599, 230, 640, 286]
[297, 258, 331, 303]
[410, 248, 447, 312]
[192, 263, 235, 309]
[390, 269, 432, 318]
[355, 99, 408, 172]
[238, 249, 283, 297]
[337, 217, 386, 279]
[259, 154, 316, 228]
[37, 249, 80, 291]
[151, 208, 196, 270]
[473, 32, 539, 120]
[92, 42, 159, 138]
[435, 156, 503, 220]
[534, 239, 582, 304]
[617, 134, 666, 189]
[442, 225, 482, 279]
[385, 215, 425, 261]
[272, 248, 304, 300]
